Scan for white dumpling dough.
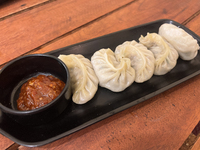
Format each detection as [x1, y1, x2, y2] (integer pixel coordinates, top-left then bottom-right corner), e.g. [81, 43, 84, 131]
[91, 48, 135, 92]
[159, 23, 199, 60]
[115, 40, 155, 83]
[58, 54, 99, 104]
[139, 33, 179, 75]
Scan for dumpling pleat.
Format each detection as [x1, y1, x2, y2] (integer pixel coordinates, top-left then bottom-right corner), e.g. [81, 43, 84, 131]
[139, 33, 179, 75]
[115, 40, 155, 83]
[58, 54, 99, 104]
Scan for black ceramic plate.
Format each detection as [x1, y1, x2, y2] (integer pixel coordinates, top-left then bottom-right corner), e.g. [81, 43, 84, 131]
[1, 19, 200, 147]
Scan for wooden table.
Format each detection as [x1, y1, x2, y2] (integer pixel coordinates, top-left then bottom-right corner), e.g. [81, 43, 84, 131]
[0, 0, 200, 149]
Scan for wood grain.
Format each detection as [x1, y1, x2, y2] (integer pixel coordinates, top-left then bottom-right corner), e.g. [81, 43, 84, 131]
[33, 0, 200, 55]
[1, 0, 200, 149]
[19, 10, 200, 149]
[191, 135, 200, 150]
[185, 11, 200, 35]
[0, 0, 133, 66]
[18, 76, 200, 150]
[0, 0, 50, 19]
[128, 75, 200, 150]
[0, 134, 14, 150]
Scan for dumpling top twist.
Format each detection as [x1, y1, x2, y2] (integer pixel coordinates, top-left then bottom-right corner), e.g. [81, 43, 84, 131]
[91, 48, 135, 92]
[115, 40, 155, 83]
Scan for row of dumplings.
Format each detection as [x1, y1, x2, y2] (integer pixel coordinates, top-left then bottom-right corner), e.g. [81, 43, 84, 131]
[58, 23, 200, 105]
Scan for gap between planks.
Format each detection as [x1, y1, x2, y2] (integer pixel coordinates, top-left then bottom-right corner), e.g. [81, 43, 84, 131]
[6, 143, 20, 150]
[0, 1, 200, 148]
[182, 9, 200, 25]
[0, 0, 137, 69]
[179, 132, 200, 150]
[0, 0, 199, 69]
[18, 0, 137, 55]
[0, 0, 55, 21]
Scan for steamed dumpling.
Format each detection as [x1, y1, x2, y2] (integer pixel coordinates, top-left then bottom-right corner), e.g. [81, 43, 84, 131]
[115, 40, 155, 83]
[159, 23, 199, 60]
[58, 54, 99, 104]
[91, 48, 135, 92]
[139, 33, 179, 75]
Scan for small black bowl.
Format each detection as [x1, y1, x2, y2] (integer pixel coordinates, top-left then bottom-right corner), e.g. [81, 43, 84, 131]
[0, 54, 71, 125]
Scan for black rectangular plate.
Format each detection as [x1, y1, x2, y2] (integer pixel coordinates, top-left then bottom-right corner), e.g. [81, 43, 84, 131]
[1, 19, 200, 147]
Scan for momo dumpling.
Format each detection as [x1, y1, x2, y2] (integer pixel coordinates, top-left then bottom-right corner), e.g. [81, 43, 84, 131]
[91, 48, 135, 92]
[159, 23, 199, 60]
[139, 33, 179, 75]
[115, 40, 155, 83]
[58, 54, 99, 104]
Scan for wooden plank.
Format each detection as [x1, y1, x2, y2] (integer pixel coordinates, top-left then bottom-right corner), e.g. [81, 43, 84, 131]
[0, 0, 50, 18]
[128, 76, 200, 150]
[17, 1, 200, 150]
[18, 108, 137, 150]
[0, 0, 133, 66]
[19, 6, 200, 150]
[33, 0, 200, 55]
[191, 135, 200, 150]
[3, 0, 200, 149]
[185, 11, 200, 35]
[0, 134, 15, 150]
[18, 75, 200, 150]
[179, 133, 198, 150]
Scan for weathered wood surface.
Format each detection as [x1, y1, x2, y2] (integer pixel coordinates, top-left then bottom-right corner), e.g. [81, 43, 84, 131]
[18, 75, 200, 150]
[0, 0, 50, 19]
[191, 135, 200, 150]
[0, 0, 133, 66]
[34, 0, 200, 55]
[1, 0, 200, 149]
[0, 134, 14, 150]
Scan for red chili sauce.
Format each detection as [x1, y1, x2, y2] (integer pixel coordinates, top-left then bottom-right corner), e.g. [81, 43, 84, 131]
[17, 74, 65, 111]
